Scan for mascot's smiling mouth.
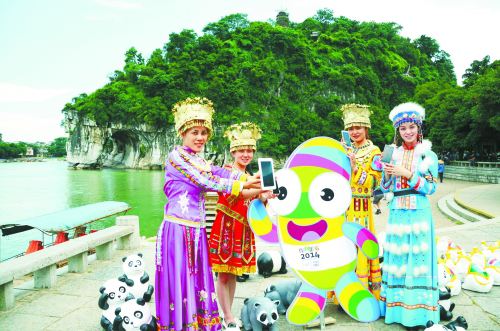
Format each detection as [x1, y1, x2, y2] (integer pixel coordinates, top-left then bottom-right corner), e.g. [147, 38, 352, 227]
[287, 219, 328, 242]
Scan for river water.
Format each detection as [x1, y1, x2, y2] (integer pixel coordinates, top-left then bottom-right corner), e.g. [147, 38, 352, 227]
[0, 160, 165, 260]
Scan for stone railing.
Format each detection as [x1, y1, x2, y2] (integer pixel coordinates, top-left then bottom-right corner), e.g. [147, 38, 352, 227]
[445, 164, 500, 184]
[450, 161, 499, 168]
[0, 215, 140, 311]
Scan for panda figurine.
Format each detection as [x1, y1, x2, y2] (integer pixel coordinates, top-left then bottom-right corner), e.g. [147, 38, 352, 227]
[264, 279, 301, 314]
[439, 287, 455, 321]
[113, 297, 157, 331]
[121, 253, 154, 302]
[241, 296, 280, 331]
[424, 315, 468, 330]
[257, 251, 287, 278]
[98, 278, 134, 331]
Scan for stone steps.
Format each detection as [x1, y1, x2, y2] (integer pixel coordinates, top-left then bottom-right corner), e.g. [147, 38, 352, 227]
[438, 194, 469, 224]
[438, 193, 489, 224]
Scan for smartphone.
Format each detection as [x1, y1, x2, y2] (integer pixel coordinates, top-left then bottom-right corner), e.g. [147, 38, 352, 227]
[381, 145, 395, 163]
[258, 158, 276, 190]
[341, 130, 352, 147]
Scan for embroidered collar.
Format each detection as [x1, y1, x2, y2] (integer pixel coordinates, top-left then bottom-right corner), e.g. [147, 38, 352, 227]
[181, 145, 197, 155]
[352, 140, 371, 151]
[403, 142, 417, 150]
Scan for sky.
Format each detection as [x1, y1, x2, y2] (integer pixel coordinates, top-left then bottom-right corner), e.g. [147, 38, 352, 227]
[0, 0, 498, 143]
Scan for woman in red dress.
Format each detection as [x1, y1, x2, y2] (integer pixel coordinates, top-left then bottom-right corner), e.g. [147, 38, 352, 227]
[208, 122, 268, 330]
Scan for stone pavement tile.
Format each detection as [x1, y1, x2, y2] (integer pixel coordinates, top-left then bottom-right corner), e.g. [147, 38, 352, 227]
[464, 286, 500, 318]
[0, 313, 57, 331]
[15, 293, 94, 318]
[450, 291, 474, 306]
[472, 296, 500, 320]
[450, 303, 499, 331]
[48, 306, 101, 331]
[55, 276, 103, 298]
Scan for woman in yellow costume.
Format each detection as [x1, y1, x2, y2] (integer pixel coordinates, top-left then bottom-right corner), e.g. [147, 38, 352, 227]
[341, 103, 383, 298]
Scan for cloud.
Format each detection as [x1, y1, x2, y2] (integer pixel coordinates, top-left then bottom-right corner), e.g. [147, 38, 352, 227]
[0, 83, 72, 103]
[94, 0, 143, 10]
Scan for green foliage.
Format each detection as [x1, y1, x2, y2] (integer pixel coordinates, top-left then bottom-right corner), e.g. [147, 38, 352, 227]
[0, 142, 26, 158]
[47, 137, 67, 157]
[63, 10, 490, 159]
[415, 59, 500, 154]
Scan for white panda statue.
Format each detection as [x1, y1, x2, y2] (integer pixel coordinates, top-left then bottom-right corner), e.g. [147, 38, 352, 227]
[98, 278, 134, 331]
[121, 253, 154, 302]
[113, 297, 157, 331]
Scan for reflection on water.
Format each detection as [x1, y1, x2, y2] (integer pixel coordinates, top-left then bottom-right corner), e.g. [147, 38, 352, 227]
[0, 160, 165, 260]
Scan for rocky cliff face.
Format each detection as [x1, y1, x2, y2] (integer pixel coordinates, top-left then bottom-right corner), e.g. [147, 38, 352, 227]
[64, 113, 228, 169]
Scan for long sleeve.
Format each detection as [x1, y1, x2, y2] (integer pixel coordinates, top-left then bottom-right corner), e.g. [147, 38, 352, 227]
[380, 171, 394, 193]
[169, 148, 244, 196]
[407, 150, 438, 195]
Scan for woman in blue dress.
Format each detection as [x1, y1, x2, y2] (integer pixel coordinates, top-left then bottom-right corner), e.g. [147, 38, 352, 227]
[380, 102, 439, 331]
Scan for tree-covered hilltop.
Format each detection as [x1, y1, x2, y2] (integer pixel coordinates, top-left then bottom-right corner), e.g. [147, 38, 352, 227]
[62, 9, 498, 159]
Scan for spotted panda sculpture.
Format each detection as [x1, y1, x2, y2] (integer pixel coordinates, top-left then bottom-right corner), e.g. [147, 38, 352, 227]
[113, 297, 157, 331]
[98, 278, 133, 331]
[241, 296, 280, 331]
[121, 253, 154, 302]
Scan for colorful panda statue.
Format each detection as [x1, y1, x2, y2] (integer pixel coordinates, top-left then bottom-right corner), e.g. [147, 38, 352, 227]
[113, 297, 157, 331]
[98, 278, 133, 331]
[121, 253, 154, 302]
[248, 137, 380, 325]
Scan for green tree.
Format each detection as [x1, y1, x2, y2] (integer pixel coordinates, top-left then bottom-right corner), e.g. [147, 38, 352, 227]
[48, 137, 68, 157]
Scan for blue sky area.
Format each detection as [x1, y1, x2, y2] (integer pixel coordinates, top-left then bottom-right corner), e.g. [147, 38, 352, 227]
[0, 0, 499, 143]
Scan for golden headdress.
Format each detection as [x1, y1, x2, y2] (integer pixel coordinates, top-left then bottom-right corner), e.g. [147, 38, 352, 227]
[341, 103, 371, 129]
[172, 97, 215, 137]
[224, 122, 262, 152]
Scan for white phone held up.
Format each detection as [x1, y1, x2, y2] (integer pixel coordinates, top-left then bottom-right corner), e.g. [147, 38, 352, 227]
[257, 158, 276, 190]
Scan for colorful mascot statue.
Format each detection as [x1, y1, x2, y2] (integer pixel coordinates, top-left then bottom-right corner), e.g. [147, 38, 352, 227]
[248, 137, 380, 325]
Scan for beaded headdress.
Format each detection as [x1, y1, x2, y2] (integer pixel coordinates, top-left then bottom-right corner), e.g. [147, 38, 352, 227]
[341, 104, 371, 129]
[389, 102, 425, 128]
[224, 122, 262, 152]
[172, 97, 215, 137]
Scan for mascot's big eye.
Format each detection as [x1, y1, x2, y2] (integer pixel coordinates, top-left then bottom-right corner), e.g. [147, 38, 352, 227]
[308, 172, 351, 218]
[268, 169, 301, 216]
[128, 261, 133, 267]
[109, 292, 115, 299]
[134, 311, 143, 319]
[276, 186, 287, 200]
[119, 286, 126, 293]
[124, 317, 130, 324]
[320, 188, 334, 201]
[136, 260, 142, 266]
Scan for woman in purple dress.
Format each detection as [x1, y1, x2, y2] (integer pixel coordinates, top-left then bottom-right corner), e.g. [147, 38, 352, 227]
[155, 97, 260, 331]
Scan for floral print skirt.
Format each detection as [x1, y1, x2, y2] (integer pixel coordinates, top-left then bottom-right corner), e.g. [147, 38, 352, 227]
[156, 221, 221, 331]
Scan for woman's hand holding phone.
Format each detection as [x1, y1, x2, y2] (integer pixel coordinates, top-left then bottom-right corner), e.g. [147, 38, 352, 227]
[244, 174, 261, 189]
[383, 164, 412, 179]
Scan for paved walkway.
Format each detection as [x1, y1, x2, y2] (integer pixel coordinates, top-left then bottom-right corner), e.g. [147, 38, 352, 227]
[0, 180, 498, 330]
